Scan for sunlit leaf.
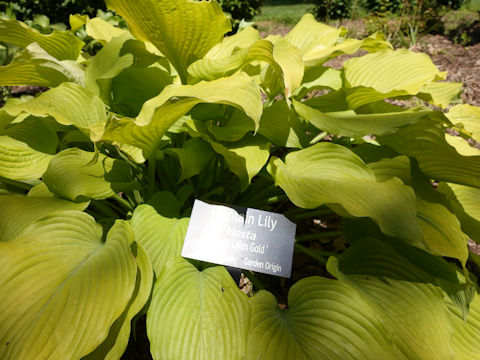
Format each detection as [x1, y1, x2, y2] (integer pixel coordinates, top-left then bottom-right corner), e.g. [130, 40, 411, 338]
[82, 242, 153, 360]
[344, 49, 445, 108]
[0, 43, 84, 87]
[106, 0, 231, 82]
[4, 82, 107, 141]
[42, 148, 135, 201]
[293, 99, 433, 137]
[379, 117, 480, 189]
[130, 204, 188, 274]
[0, 195, 88, 242]
[447, 104, 480, 143]
[246, 276, 400, 360]
[416, 199, 469, 265]
[268, 142, 422, 243]
[103, 72, 262, 157]
[0, 212, 137, 359]
[148, 257, 250, 360]
[0, 19, 83, 60]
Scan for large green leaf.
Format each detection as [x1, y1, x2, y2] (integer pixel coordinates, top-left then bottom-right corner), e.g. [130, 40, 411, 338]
[417, 82, 463, 109]
[103, 72, 262, 156]
[0, 195, 88, 242]
[302, 33, 392, 68]
[130, 204, 188, 274]
[379, 117, 480, 189]
[246, 277, 400, 360]
[438, 182, 480, 245]
[447, 104, 480, 142]
[165, 138, 214, 182]
[106, 0, 231, 82]
[258, 100, 308, 148]
[84, 33, 167, 109]
[4, 82, 107, 140]
[188, 120, 270, 190]
[416, 199, 469, 265]
[285, 14, 343, 55]
[327, 236, 479, 359]
[0, 212, 137, 359]
[293, 99, 433, 137]
[0, 19, 83, 60]
[147, 257, 250, 360]
[82, 242, 153, 360]
[0, 135, 53, 180]
[268, 142, 422, 243]
[85, 17, 128, 44]
[189, 36, 303, 99]
[343, 49, 444, 108]
[0, 43, 84, 87]
[42, 148, 135, 201]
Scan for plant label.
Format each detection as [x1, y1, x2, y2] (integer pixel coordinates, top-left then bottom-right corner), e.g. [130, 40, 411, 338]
[182, 199, 296, 278]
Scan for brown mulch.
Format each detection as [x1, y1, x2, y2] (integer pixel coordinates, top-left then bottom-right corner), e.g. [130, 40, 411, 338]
[411, 35, 480, 106]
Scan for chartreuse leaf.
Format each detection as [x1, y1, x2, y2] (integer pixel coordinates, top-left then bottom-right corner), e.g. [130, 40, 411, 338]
[445, 134, 480, 156]
[293, 67, 342, 98]
[302, 33, 391, 68]
[84, 33, 135, 103]
[165, 138, 214, 182]
[416, 199, 469, 265]
[0, 43, 84, 87]
[438, 182, 480, 245]
[0, 212, 137, 359]
[418, 82, 462, 108]
[0, 116, 58, 180]
[190, 35, 303, 99]
[285, 14, 343, 55]
[130, 204, 188, 274]
[69, 14, 88, 32]
[0, 19, 83, 60]
[343, 49, 445, 108]
[85, 33, 166, 110]
[4, 82, 106, 141]
[293, 99, 432, 137]
[0, 135, 54, 180]
[258, 100, 307, 148]
[379, 117, 480, 189]
[447, 293, 480, 360]
[327, 237, 479, 359]
[187, 26, 260, 80]
[188, 120, 270, 190]
[367, 155, 411, 184]
[205, 109, 255, 142]
[148, 257, 250, 360]
[246, 277, 400, 360]
[106, 0, 231, 83]
[103, 72, 262, 156]
[42, 148, 135, 201]
[86, 17, 128, 44]
[268, 142, 422, 243]
[0, 195, 88, 242]
[447, 104, 480, 142]
[82, 242, 153, 360]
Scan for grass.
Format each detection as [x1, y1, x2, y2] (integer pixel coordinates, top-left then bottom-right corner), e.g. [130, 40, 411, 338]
[466, 0, 480, 11]
[253, 3, 314, 25]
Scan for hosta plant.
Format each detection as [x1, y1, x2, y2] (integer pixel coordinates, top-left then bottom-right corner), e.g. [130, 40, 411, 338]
[1, 0, 480, 359]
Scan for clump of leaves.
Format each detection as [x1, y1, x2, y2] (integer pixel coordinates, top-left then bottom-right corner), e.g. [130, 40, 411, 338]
[1, 0, 480, 359]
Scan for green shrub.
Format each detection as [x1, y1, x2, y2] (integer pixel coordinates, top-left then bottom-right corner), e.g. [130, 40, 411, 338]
[0, 0, 106, 23]
[1, 0, 480, 359]
[312, 0, 353, 20]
